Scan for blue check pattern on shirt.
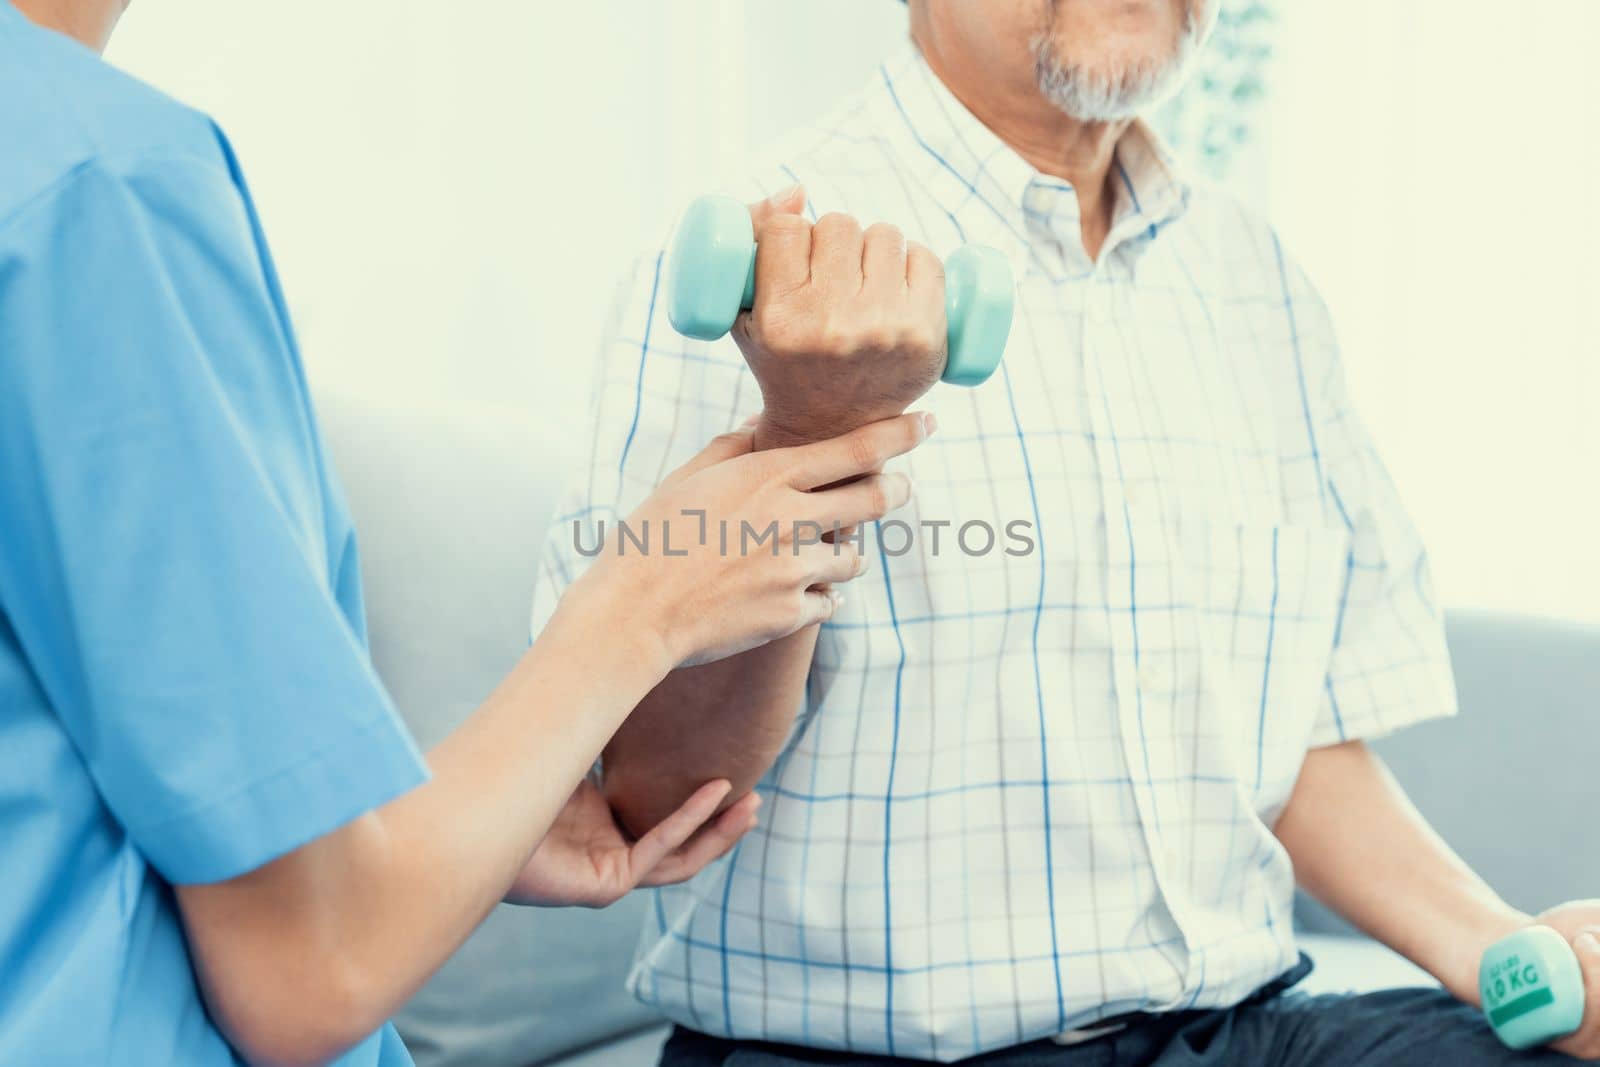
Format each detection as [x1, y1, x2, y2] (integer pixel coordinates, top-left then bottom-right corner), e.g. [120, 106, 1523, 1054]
[530, 45, 1457, 1063]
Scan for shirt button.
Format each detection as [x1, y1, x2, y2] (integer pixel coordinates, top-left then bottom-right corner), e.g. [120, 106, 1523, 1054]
[1139, 662, 1167, 690]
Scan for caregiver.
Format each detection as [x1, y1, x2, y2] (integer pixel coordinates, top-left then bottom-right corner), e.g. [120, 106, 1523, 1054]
[0, 2, 931, 1064]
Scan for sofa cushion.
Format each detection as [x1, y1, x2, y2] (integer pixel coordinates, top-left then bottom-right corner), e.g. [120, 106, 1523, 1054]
[1295, 934, 1434, 996]
[318, 386, 1598, 1066]
[1381, 611, 1599, 911]
[1297, 610, 1600, 936]
[543, 1026, 672, 1067]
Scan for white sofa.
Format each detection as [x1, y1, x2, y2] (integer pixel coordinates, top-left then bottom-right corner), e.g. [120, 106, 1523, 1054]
[315, 388, 1600, 1067]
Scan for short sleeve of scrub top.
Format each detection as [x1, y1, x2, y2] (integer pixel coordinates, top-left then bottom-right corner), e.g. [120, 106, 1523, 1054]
[0, 11, 427, 1065]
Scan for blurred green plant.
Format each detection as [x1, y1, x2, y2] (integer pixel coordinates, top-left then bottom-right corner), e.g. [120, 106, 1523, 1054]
[1154, 1, 1278, 180]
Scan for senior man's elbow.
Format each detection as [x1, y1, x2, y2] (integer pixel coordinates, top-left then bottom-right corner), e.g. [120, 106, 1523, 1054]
[601, 753, 719, 841]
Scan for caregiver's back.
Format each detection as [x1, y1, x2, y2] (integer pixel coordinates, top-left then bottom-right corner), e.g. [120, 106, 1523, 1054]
[0, 5, 419, 1063]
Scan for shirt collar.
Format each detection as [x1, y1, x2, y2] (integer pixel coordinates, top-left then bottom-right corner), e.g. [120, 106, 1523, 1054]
[875, 43, 1191, 276]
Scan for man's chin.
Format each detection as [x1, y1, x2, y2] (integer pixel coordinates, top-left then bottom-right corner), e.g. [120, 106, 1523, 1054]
[1035, 24, 1211, 122]
[1031, 0, 1217, 122]
[1035, 57, 1181, 123]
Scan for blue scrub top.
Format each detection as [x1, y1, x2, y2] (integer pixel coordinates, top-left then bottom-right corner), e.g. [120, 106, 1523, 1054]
[0, 6, 430, 1064]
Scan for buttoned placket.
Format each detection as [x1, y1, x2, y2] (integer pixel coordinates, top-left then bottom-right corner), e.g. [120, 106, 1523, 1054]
[995, 161, 1216, 1012]
[1071, 178, 1216, 1009]
[886, 52, 1231, 1016]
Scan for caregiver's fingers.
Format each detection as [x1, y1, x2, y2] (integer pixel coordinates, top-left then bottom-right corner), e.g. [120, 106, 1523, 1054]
[799, 541, 867, 587]
[637, 790, 761, 887]
[802, 472, 912, 531]
[792, 586, 846, 632]
[773, 411, 933, 491]
[626, 779, 731, 878]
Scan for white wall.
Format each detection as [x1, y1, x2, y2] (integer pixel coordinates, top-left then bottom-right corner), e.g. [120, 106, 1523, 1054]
[108, 0, 907, 433]
[1266, 1, 1600, 623]
[108, 1, 1599, 624]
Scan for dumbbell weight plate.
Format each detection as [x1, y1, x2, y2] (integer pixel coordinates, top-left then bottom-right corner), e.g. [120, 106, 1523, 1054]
[942, 244, 1013, 387]
[665, 195, 755, 342]
[1480, 925, 1585, 1050]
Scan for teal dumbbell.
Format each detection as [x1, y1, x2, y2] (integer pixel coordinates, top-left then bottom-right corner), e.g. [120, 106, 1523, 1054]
[1480, 926, 1586, 1049]
[664, 194, 1014, 387]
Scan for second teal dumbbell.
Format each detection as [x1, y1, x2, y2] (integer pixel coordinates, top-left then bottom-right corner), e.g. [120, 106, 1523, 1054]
[1480, 926, 1586, 1049]
[664, 194, 1014, 387]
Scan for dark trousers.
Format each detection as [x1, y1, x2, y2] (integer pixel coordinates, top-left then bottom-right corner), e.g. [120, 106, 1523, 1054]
[656, 957, 1573, 1067]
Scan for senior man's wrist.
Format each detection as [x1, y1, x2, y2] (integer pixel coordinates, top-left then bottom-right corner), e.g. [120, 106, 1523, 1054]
[752, 406, 901, 452]
[752, 413, 843, 451]
[1427, 902, 1535, 1006]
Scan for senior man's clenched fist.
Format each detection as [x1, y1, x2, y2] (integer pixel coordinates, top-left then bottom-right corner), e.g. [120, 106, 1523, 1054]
[733, 186, 948, 449]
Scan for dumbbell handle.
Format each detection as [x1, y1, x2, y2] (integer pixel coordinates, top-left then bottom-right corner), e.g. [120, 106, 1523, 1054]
[725, 242, 1011, 387]
[737, 257, 757, 311]
[665, 194, 1013, 387]
[1480, 926, 1585, 1049]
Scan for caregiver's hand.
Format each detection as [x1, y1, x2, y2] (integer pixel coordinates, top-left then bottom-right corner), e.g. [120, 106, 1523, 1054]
[730, 186, 947, 450]
[504, 778, 759, 907]
[576, 409, 930, 670]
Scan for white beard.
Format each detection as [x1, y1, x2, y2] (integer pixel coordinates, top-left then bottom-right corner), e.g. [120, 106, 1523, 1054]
[1032, 2, 1217, 122]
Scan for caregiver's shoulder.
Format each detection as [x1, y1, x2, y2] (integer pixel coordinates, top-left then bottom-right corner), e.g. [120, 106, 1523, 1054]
[0, 9, 222, 224]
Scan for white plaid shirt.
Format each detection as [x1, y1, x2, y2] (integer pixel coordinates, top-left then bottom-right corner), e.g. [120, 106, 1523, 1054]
[530, 44, 1456, 1062]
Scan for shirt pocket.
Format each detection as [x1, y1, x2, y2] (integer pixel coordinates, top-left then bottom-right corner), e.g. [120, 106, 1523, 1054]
[1169, 517, 1350, 811]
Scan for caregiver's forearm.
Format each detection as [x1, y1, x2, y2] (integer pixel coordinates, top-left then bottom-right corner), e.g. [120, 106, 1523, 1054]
[1276, 739, 1529, 1005]
[601, 412, 884, 836]
[602, 624, 818, 839]
[175, 569, 666, 1067]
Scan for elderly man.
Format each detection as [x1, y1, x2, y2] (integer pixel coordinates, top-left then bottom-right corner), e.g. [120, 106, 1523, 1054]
[0, 1, 947, 1064]
[532, 1, 1600, 1064]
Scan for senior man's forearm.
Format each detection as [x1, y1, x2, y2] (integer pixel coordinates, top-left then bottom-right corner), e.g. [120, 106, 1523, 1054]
[1275, 739, 1529, 1005]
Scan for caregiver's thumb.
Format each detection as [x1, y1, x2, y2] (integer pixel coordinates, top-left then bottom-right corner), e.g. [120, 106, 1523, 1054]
[661, 417, 759, 485]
